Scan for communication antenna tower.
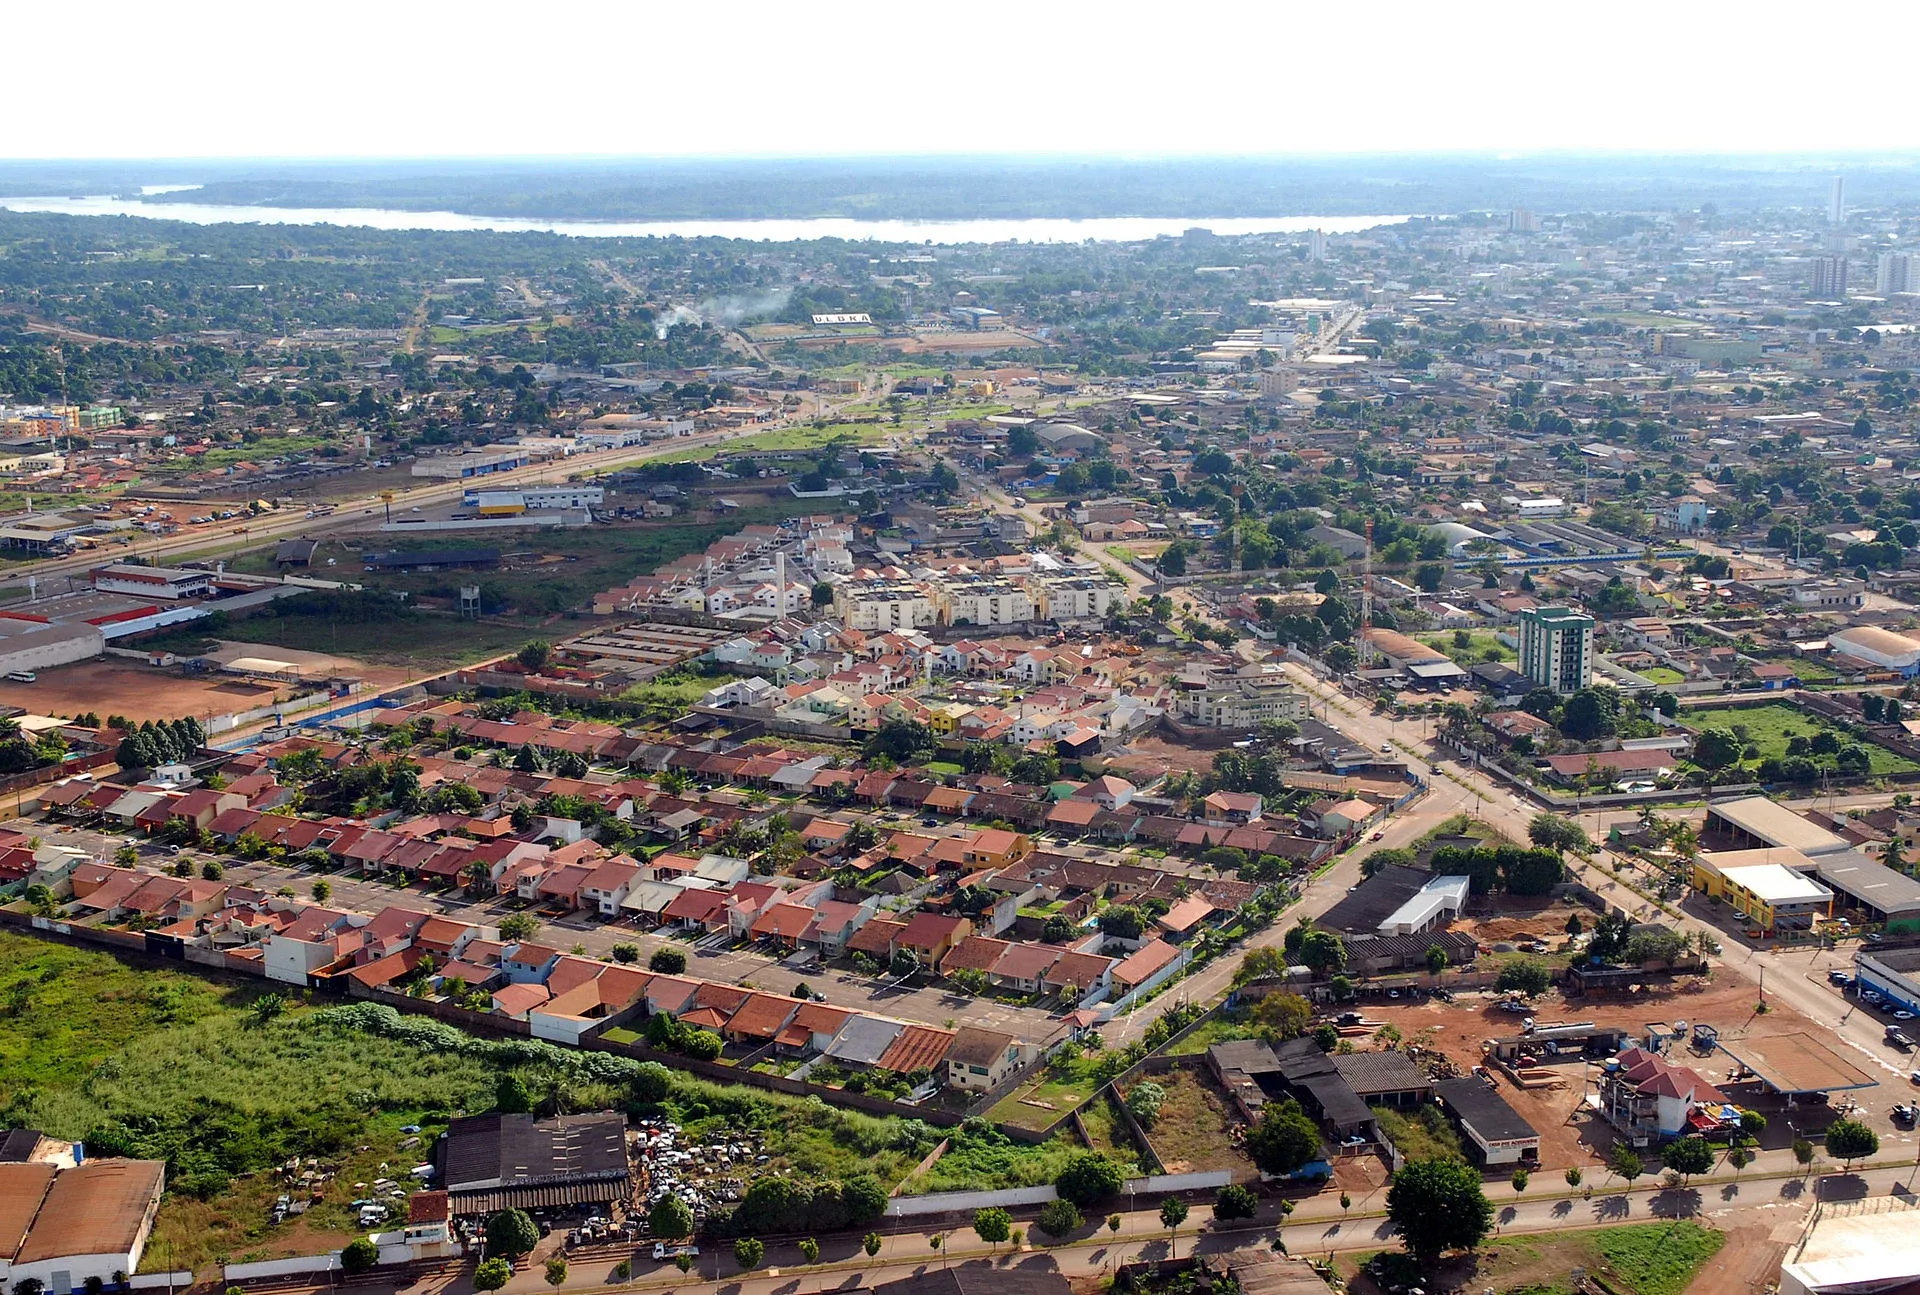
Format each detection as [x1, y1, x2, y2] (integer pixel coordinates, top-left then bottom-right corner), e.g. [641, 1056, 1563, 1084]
[1357, 517, 1374, 662]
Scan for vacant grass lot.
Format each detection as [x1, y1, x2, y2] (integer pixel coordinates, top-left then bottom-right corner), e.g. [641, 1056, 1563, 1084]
[1678, 701, 1918, 775]
[646, 422, 888, 463]
[1355, 1221, 1723, 1295]
[139, 609, 530, 671]
[1133, 1069, 1242, 1174]
[1421, 631, 1512, 666]
[0, 933, 943, 1269]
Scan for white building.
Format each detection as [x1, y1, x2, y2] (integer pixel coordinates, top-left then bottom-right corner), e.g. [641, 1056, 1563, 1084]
[833, 579, 936, 631]
[87, 563, 212, 600]
[0, 1159, 167, 1294]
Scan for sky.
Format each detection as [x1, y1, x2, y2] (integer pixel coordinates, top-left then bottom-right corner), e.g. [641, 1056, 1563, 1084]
[13, 0, 1920, 161]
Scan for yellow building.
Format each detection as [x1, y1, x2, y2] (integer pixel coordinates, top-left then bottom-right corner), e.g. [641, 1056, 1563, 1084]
[1691, 849, 1833, 934]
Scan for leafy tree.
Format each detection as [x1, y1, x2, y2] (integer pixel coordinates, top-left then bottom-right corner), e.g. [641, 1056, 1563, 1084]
[1245, 1098, 1321, 1176]
[1692, 727, 1745, 774]
[1495, 958, 1552, 997]
[811, 581, 834, 608]
[1125, 1081, 1166, 1128]
[517, 640, 553, 671]
[1424, 945, 1449, 976]
[341, 1239, 378, 1273]
[485, 1209, 539, 1258]
[1510, 1168, 1529, 1193]
[1825, 1118, 1879, 1169]
[733, 1237, 765, 1271]
[682, 1028, 723, 1061]
[494, 1072, 534, 1115]
[629, 1061, 673, 1104]
[1098, 906, 1145, 940]
[544, 1258, 568, 1287]
[650, 1194, 694, 1241]
[473, 1259, 511, 1292]
[1298, 928, 1347, 974]
[864, 1232, 883, 1258]
[1792, 1137, 1816, 1168]
[1159, 1197, 1189, 1256]
[649, 947, 687, 974]
[311, 879, 332, 904]
[498, 913, 541, 942]
[973, 1206, 1012, 1249]
[1386, 1158, 1493, 1265]
[1558, 687, 1620, 741]
[1662, 1136, 1714, 1182]
[1054, 1152, 1125, 1204]
[1608, 1143, 1645, 1185]
[1213, 1183, 1258, 1221]
[1035, 1199, 1083, 1238]
[797, 1238, 820, 1265]
[1528, 813, 1590, 855]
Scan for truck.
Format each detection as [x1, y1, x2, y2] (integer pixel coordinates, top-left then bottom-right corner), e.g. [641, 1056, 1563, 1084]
[1888, 1025, 1915, 1050]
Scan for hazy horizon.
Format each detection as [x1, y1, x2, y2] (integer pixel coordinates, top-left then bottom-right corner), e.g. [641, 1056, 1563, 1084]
[17, 0, 1920, 161]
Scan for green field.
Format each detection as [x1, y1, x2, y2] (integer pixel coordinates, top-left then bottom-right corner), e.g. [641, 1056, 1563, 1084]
[1421, 631, 1512, 666]
[139, 609, 531, 671]
[644, 422, 888, 463]
[1638, 666, 1685, 685]
[1357, 1222, 1723, 1295]
[1678, 701, 1919, 774]
[0, 931, 938, 1270]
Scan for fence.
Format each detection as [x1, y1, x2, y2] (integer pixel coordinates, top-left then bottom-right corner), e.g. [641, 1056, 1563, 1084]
[129, 1274, 195, 1291]
[225, 1255, 341, 1282]
[882, 1171, 1231, 1219]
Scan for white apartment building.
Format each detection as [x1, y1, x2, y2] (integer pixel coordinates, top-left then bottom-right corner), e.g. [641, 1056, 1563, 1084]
[833, 579, 937, 631]
[1033, 574, 1125, 622]
[935, 577, 1034, 628]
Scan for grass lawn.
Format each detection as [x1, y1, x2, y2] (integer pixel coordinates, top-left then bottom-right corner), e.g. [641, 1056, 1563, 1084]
[985, 1059, 1100, 1132]
[1421, 630, 1512, 667]
[1592, 1220, 1726, 1295]
[1639, 666, 1685, 685]
[1349, 1221, 1722, 1295]
[1678, 701, 1919, 775]
[1165, 1016, 1257, 1057]
[619, 673, 721, 719]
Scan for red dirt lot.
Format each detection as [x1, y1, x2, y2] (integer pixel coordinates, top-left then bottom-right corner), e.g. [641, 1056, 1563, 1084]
[0, 659, 280, 725]
[1358, 975, 1826, 1172]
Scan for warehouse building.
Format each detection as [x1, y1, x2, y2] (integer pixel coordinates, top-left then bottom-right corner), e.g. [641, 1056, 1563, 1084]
[1828, 626, 1920, 677]
[0, 1158, 167, 1293]
[1433, 1077, 1540, 1167]
[1780, 1197, 1920, 1295]
[87, 564, 213, 601]
[1704, 798, 1920, 931]
[1855, 947, 1920, 1017]
[438, 1112, 631, 1216]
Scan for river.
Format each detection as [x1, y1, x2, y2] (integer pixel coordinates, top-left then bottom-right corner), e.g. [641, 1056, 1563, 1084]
[0, 193, 1408, 244]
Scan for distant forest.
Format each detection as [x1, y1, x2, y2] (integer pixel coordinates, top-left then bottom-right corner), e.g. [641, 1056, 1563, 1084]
[4, 155, 1920, 221]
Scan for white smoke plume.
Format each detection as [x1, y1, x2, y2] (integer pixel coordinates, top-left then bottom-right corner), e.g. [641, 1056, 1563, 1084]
[654, 289, 791, 339]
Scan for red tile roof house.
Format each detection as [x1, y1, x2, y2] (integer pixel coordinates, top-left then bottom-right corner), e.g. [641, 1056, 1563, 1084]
[722, 992, 801, 1046]
[1202, 791, 1264, 826]
[798, 900, 872, 955]
[723, 882, 783, 938]
[1043, 950, 1115, 998]
[355, 907, 433, 963]
[876, 1024, 956, 1076]
[1155, 894, 1217, 940]
[945, 1026, 1029, 1092]
[530, 965, 652, 1046]
[989, 941, 1060, 994]
[844, 917, 906, 963]
[579, 857, 642, 917]
[748, 901, 817, 950]
[491, 981, 552, 1021]
[940, 934, 1010, 976]
[1111, 938, 1184, 995]
[679, 982, 751, 1032]
[660, 886, 730, 933]
[531, 863, 597, 910]
[896, 912, 971, 967]
[776, 1002, 854, 1055]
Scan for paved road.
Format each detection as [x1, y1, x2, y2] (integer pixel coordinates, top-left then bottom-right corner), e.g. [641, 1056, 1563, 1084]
[1271, 664, 1920, 1090]
[353, 1155, 1920, 1295]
